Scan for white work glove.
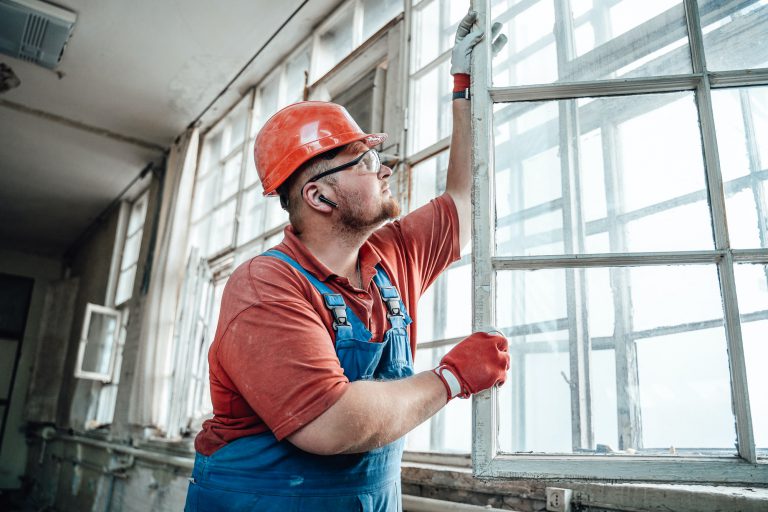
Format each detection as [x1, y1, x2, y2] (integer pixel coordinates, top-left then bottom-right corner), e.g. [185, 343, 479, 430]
[450, 10, 508, 76]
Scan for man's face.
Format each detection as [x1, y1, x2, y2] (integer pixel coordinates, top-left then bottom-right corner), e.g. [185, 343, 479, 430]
[327, 149, 400, 232]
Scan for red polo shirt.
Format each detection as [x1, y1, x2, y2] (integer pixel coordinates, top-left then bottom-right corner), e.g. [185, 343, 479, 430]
[195, 193, 460, 456]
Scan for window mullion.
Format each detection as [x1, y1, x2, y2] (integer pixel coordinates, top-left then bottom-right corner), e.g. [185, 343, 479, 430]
[684, 0, 755, 463]
[470, 0, 496, 476]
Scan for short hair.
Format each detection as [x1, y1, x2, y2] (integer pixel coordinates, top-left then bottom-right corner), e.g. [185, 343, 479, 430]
[276, 141, 369, 231]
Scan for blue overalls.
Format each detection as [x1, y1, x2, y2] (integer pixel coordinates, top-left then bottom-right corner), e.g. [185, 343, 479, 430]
[185, 249, 414, 512]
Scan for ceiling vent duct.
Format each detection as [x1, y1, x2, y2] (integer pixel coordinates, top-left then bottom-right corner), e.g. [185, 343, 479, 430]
[0, 0, 76, 69]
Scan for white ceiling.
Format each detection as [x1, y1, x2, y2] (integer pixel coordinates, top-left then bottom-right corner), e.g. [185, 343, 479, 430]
[0, 0, 339, 258]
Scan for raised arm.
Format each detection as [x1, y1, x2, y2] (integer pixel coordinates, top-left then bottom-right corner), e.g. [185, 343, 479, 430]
[444, 11, 507, 249]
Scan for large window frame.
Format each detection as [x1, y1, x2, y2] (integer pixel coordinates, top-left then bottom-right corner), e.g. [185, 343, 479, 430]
[78, 189, 149, 429]
[470, 0, 768, 483]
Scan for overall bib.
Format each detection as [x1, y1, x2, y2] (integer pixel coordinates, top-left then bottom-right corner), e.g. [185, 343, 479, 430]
[185, 249, 414, 512]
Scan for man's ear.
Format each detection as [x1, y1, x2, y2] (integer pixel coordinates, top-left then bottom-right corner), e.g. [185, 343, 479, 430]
[303, 183, 336, 213]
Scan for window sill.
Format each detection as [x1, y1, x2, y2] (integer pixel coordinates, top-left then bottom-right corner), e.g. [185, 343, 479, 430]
[401, 460, 768, 512]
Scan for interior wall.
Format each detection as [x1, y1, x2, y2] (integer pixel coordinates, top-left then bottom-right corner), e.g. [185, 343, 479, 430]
[0, 249, 62, 489]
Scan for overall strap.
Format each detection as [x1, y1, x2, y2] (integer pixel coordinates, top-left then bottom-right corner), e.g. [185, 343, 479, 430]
[261, 250, 372, 341]
[372, 264, 412, 327]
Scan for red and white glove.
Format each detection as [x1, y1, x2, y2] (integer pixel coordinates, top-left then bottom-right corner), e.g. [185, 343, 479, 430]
[432, 330, 510, 401]
[450, 10, 508, 95]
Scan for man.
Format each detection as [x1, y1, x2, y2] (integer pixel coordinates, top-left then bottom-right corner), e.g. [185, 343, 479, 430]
[185, 9, 509, 512]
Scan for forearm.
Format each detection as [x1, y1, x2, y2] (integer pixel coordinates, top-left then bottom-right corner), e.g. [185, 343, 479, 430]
[287, 371, 447, 455]
[444, 98, 472, 248]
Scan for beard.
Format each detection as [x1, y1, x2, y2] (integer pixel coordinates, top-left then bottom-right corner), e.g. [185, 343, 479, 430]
[334, 187, 401, 234]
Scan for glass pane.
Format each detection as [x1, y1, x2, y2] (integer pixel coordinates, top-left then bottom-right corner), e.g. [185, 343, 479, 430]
[497, 265, 735, 455]
[416, 261, 471, 343]
[264, 196, 289, 233]
[258, 72, 282, 132]
[192, 171, 218, 222]
[735, 263, 768, 316]
[189, 217, 210, 257]
[207, 200, 237, 257]
[408, 343, 472, 453]
[227, 105, 249, 154]
[491, 0, 690, 86]
[411, 0, 464, 72]
[114, 266, 136, 306]
[81, 310, 119, 376]
[314, 7, 355, 80]
[93, 384, 118, 427]
[636, 327, 734, 453]
[199, 131, 223, 173]
[244, 138, 259, 189]
[362, 0, 402, 40]
[121, 232, 141, 269]
[220, 153, 243, 203]
[127, 193, 147, 235]
[410, 151, 447, 212]
[734, 264, 767, 451]
[699, 0, 768, 71]
[238, 186, 266, 245]
[494, 93, 713, 256]
[285, 47, 311, 103]
[742, 320, 768, 452]
[712, 86, 768, 250]
[409, 58, 451, 154]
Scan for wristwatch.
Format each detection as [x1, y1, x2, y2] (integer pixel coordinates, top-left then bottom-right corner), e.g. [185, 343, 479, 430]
[452, 88, 470, 101]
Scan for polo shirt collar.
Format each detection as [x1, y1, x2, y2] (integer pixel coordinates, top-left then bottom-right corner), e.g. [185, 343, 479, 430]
[279, 226, 382, 287]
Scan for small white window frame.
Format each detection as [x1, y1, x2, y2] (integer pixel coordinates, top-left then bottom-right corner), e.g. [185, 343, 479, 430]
[74, 303, 122, 383]
[469, 0, 768, 484]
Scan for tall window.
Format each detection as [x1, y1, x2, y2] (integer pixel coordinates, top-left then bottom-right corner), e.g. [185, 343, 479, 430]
[81, 191, 148, 429]
[472, 0, 767, 483]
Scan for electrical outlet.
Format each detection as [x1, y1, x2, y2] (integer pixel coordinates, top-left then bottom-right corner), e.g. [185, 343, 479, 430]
[545, 487, 573, 512]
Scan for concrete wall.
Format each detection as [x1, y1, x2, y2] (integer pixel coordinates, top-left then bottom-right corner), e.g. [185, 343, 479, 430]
[0, 249, 62, 489]
[24, 437, 190, 512]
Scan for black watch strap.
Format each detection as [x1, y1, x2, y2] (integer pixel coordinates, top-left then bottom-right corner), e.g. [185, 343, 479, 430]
[452, 88, 470, 101]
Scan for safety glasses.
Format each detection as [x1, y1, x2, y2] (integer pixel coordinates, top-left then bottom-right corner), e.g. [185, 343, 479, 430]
[304, 148, 381, 187]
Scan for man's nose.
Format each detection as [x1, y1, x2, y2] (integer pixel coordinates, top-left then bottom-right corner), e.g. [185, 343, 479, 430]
[378, 164, 393, 180]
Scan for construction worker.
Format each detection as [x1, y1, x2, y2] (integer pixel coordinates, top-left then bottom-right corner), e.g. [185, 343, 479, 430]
[185, 9, 509, 512]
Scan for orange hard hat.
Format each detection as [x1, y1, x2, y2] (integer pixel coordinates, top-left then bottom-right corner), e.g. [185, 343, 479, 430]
[254, 101, 387, 196]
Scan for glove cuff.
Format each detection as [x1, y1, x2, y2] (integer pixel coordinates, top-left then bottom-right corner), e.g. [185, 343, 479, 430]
[453, 73, 470, 92]
[432, 365, 463, 401]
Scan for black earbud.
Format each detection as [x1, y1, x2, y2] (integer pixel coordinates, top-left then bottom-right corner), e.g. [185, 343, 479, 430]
[318, 195, 338, 208]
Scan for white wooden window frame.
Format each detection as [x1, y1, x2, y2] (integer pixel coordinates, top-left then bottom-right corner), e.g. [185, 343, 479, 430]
[74, 303, 122, 383]
[470, 0, 768, 484]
